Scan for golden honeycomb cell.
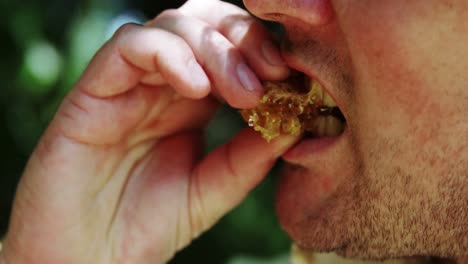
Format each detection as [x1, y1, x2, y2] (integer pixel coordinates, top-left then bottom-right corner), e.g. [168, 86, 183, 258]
[241, 75, 325, 142]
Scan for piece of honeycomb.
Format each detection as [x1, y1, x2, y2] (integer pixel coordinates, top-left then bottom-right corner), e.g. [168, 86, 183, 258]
[241, 75, 325, 142]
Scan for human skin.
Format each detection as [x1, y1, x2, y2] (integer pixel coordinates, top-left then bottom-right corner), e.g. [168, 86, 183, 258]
[1, 0, 467, 263]
[243, 0, 468, 260]
[0, 1, 295, 263]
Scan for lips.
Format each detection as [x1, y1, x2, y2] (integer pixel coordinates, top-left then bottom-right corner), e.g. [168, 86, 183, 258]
[269, 43, 361, 255]
[274, 72, 354, 253]
[304, 77, 346, 138]
[240, 72, 346, 144]
[274, 53, 349, 161]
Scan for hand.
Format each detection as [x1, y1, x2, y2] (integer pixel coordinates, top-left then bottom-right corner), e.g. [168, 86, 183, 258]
[0, 0, 294, 263]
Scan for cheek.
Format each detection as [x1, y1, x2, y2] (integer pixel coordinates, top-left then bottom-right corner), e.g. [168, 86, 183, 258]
[353, 31, 432, 122]
[339, 3, 448, 142]
[340, 1, 468, 183]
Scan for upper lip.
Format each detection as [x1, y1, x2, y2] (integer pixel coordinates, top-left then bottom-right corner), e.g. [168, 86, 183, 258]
[280, 51, 346, 120]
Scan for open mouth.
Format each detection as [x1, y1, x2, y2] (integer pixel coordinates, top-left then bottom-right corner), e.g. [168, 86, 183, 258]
[241, 73, 346, 142]
[303, 76, 346, 138]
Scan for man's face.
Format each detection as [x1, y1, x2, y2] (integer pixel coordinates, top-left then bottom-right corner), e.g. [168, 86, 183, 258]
[244, 0, 468, 259]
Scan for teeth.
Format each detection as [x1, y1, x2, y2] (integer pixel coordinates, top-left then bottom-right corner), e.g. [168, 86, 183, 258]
[309, 80, 324, 102]
[322, 92, 337, 107]
[307, 78, 345, 137]
[309, 79, 337, 107]
[311, 116, 344, 137]
[314, 116, 327, 137]
[325, 116, 344, 136]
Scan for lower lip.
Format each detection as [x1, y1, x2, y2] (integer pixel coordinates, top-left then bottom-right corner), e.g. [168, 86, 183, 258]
[282, 127, 348, 161]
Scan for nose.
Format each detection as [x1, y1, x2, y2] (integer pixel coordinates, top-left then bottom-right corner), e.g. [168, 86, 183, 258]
[243, 0, 334, 26]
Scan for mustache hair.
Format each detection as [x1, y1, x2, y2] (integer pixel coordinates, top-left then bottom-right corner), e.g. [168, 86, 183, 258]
[281, 31, 354, 100]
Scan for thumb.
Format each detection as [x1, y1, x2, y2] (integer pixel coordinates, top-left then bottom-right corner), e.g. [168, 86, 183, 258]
[189, 128, 299, 233]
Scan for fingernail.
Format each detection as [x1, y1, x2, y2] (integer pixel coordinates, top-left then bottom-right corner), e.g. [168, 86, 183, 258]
[262, 40, 285, 66]
[237, 63, 261, 92]
[188, 58, 210, 91]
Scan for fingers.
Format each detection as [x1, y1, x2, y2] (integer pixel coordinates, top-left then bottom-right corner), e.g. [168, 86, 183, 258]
[218, 15, 289, 80]
[149, 10, 263, 108]
[134, 91, 219, 140]
[149, 1, 289, 108]
[189, 128, 299, 231]
[76, 23, 211, 99]
[180, 0, 290, 80]
[76, 0, 288, 108]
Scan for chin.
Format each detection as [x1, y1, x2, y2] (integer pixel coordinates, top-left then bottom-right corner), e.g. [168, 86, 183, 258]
[275, 163, 357, 254]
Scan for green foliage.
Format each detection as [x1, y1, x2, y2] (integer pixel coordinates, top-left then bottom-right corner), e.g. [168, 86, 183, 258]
[20, 40, 63, 93]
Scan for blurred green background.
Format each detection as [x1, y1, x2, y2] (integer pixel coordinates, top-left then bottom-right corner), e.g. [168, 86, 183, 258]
[0, 0, 291, 263]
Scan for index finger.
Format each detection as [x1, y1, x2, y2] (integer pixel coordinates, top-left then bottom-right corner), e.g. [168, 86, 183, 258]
[180, 0, 290, 80]
[76, 23, 211, 99]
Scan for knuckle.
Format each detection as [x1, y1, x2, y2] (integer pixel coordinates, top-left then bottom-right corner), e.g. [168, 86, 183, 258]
[179, 0, 214, 15]
[228, 14, 257, 29]
[158, 8, 180, 19]
[222, 16, 265, 42]
[203, 30, 231, 56]
[153, 9, 182, 25]
[113, 22, 140, 40]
